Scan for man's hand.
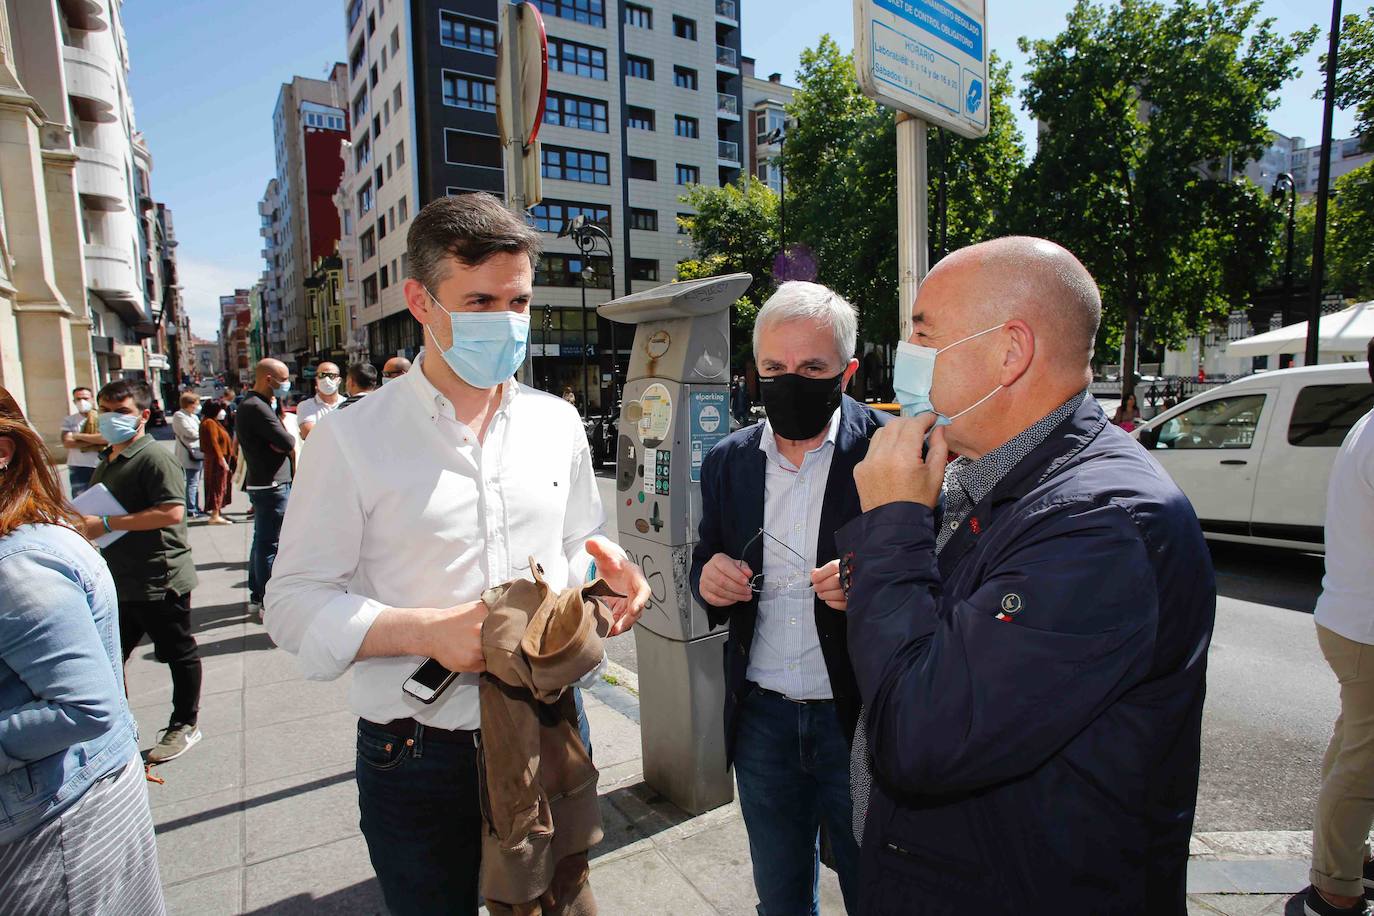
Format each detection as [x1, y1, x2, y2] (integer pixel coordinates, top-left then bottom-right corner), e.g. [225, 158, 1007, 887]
[586, 538, 651, 636]
[699, 552, 754, 607]
[811, 559, 846, 611]
[424, 600, 488, 673]
[79, 515, 106, 541]
[853, 414, 949, 512]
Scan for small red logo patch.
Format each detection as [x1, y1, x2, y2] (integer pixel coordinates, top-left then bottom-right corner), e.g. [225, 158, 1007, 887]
[969, 517, 982, 535]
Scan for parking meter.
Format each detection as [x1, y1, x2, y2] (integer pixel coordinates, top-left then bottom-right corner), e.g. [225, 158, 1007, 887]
[598, 272, 751, 815]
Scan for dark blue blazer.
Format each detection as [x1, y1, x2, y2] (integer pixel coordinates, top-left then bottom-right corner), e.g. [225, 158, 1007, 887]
[689, 395, 889, 765]
[838, 396, 1215, 915]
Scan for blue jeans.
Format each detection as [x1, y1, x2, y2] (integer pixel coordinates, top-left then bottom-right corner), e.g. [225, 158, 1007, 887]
[356, 719, 482, 915]
[183, 467, 203, 516]
[68, 465, 94, 499]
[734, 687, 860, 915]
[247, 484, 290, 604]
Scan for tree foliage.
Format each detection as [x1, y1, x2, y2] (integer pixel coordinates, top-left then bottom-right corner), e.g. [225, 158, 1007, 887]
[1330, 6, 1374, 150]
[1329, 163, 1374, 298]
[1012, 0, 1316, 395]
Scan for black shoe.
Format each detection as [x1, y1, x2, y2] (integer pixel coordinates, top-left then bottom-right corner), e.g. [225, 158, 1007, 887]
[1303, 885, 1369, 916]
[1364, 860, 1374, 900]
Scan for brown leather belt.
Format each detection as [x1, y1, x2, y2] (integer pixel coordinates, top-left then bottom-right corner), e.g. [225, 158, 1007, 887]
[370, 717, 479, 745]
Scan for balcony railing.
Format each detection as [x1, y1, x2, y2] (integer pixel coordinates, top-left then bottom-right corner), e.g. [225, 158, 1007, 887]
[718, 140, 740, 162]
[716, 45, 738, 69]
[716, 92, 739, 117]
[715, 0, 738, 21]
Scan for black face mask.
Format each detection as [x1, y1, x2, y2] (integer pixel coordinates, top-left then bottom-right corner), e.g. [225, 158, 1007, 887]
[758, 372, 844, 441]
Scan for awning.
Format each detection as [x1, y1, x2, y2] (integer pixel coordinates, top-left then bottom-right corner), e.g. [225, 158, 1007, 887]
[1226, 301, 1374, 358]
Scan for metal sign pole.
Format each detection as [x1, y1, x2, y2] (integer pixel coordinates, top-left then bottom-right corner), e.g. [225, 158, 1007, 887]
[896, 112, 929, 344]
[504, 2, 526, 214]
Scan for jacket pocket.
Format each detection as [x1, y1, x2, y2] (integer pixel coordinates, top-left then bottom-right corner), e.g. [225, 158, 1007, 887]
[355, 728, 410, 772]
[0, 765, 36, 803]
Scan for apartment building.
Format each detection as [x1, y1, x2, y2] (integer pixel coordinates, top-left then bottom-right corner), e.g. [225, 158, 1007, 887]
[1292, 135, 1374, 198]
[337, 0, 744, 411]
[220, 288, 252, 384]
[2, 0, 175, 452]
[741, 57, 794, 195]
[265, 67, 349, 370]
[258, 178, 287, 359]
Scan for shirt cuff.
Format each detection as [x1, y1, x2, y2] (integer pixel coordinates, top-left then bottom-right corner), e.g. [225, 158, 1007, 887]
[297, 593, 388, 681]
[574, 652, 609, 690]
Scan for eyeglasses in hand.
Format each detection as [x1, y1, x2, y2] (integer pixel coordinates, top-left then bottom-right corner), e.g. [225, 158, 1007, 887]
[739, 527, 814, 595]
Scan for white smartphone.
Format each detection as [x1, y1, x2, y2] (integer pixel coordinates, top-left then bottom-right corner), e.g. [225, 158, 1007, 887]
[402, 657, 458, 704]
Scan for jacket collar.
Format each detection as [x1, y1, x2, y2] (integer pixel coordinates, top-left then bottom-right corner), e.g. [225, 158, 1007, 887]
[938, 396, 1109, 576]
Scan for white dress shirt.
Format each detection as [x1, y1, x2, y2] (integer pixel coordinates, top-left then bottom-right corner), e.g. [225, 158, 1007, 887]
[1315, 408, 1374, 644]
[295, 394, 342, 429]
[264, 352, 608, 730]
[745, 409, 840, 700]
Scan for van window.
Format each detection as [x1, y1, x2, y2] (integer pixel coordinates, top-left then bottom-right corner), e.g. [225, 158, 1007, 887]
[1149, 394, 1266, 450]
[1288, 384, 1374, 447]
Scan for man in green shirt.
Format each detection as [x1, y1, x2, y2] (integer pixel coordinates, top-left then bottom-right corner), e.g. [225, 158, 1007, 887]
[81, 379, 203, 763]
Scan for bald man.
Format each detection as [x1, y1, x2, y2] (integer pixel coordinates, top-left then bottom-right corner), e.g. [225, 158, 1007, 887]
[238, 358, 296, 619]
[381, 356, 411, 383]
[296, 361, 344, 438]
[837, 238, 1214, 914]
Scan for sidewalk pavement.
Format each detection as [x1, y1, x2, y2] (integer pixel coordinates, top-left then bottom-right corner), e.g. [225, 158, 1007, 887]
[125, 503, 1311, 915]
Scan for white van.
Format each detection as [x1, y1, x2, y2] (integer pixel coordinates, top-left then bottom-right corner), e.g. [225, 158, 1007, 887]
[1131, 363, 1374, 552]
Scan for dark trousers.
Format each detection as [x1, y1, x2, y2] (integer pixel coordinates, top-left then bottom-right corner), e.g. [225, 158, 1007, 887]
[247, 483, 290, 604]
[68, 465, 94, 498]
[734, 687, 860, 915]
[119, 591, 202, 727]
[356, 719, 483, 916]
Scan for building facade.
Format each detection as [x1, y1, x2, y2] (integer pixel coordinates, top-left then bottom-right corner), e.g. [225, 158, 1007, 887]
[1292, 135, 1374, 198]
[741, 58, 793, 195]
[220, 288, 252, 385]
[337, 0, 745, 411]
[1, 0, 172, 454]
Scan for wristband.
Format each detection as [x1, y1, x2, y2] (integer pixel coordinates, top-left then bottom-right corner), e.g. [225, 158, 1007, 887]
[101, 516, 112, 533]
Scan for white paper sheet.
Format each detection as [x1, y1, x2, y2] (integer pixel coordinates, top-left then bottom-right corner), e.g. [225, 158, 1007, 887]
[71, 483, 128, 548]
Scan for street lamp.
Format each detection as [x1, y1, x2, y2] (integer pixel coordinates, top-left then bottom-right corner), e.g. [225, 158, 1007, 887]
[1271, 172, 1297, 325]
[557, 214, 618, 418]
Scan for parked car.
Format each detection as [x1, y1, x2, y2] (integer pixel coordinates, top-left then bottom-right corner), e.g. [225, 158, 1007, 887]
[1131, 363, 1374, 552]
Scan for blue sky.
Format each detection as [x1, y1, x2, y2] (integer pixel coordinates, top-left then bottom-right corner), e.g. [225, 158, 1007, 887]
[121, 0, 1354, 339]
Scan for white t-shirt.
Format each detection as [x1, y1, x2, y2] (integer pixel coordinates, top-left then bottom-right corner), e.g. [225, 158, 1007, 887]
[60, 412, 101, 469]
[295, 395, 342, 430]
[1315, 408, 1374, 644]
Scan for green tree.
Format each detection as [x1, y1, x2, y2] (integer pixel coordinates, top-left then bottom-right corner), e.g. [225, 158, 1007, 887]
[1330, 6, 1374, 149]
[1329, 163, 1374, 297]
[1014, 0, 1316, 397]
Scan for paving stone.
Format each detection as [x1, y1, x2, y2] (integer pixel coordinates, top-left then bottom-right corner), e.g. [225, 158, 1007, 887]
[242, 675, 351, 730]
[150, 787, 244, 887]
[242, 709, 356, 786]
[581, 848, 717, 915]
[161, 868, 241, 916]
[243, 764, 360, 864]
[243, 834, 385, 915]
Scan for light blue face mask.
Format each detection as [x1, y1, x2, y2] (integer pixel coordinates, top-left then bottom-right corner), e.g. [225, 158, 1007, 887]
[98, 411, 142, 444]
[893, 324, 1006, 424]
[273, 381, 291, 400]
[424, 288, 530, 389]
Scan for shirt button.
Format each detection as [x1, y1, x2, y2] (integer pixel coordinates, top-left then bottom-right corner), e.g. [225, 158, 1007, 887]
[793, 523, 802, 532]
[950, 521, 959, 530]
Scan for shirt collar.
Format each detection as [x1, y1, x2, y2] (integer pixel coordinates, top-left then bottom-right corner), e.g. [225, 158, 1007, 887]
[759, 407, 841, 469]
[410, 347, 519, 421]
[948, 390, 1087, 505]
[106, 433, 153, 463]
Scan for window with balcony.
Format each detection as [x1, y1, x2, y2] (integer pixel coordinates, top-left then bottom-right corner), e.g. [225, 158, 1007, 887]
[626, 56, 653, 80]
[439, 12, 497, 54]
[672, 15, 696, 40]
[529, 200, 611, 234]
[549, 38, 606, 80]
[756, 107, 787, 146]
[631, 259, 659, 282]
[442, 72, 497, 112]
[673, 67, 698, 90]
[676, 164, 699, 185]
[674, 115, 699, 138]
[544, 92, 608, 132]
[626, 106, 655, 130]
[535, 0, 605, 27]
[541, 146, 610, 184]
[623, 3, 652, 28]
[629, 157, 657, 181]
[630, 208, 658, 231]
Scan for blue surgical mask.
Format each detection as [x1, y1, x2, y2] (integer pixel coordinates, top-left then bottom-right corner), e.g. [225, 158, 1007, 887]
[893, 324, 1006, 424]
[424, 288, 529, 389]
[98, 411, 142, 444]
[273, 381, 291, 400]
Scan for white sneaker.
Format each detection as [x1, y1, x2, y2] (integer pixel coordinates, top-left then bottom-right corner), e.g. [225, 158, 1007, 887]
[248, 600, 263, 624]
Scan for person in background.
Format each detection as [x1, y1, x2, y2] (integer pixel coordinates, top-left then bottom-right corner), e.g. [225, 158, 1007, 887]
[1112, 393, 1142, 432]
[340, 362, 379, 409]
[1298, 342, 1374, 916]
[236, 359, 295, 623]
[561, 386, 578, 408]
[171, 393, 205, 520]
[199, 403, 234, 526]
[60, 386, 104, 498]
[218, 388, 238, 440]
[382, 356, 411, 383]
[731, 373, 751, 427]
[80, 379, 203, 764]
[0, 386, 166, 914]
[296, 362, 345, 439]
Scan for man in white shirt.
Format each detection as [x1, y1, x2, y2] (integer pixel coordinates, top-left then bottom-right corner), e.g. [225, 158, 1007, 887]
[264, 193, 649, 916]
[1304, 342, 1374, 916]
[60, 385, 104, 497]
[294, 362, 344, 439]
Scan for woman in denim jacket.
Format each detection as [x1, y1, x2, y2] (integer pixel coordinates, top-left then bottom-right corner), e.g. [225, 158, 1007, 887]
[0, 387, 164, 914]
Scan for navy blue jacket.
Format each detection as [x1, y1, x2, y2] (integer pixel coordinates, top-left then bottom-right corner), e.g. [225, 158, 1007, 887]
[690, 395, 889, 764]
[838, 397, 1214, 915]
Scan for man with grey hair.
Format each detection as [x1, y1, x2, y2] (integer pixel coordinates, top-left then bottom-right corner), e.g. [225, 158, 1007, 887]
[690, 280, 888, 914]
[840, 237, 1213, 912]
